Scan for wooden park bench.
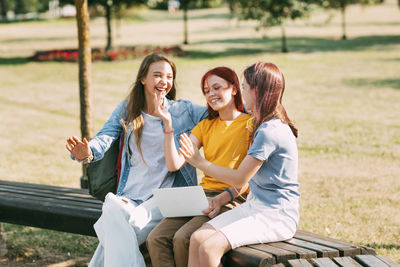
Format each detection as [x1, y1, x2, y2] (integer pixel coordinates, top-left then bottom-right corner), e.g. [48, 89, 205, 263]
[0, 180, 398, 267]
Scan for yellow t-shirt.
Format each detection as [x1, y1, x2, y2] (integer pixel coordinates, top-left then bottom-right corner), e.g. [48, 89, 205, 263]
[191, 114, 252, 191]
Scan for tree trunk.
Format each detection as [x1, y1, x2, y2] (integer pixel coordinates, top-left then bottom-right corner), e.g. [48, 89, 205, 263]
[105, 1, 112, 50]
[75, 0, 93, 188]
[341, 0, 347, 40]
[182, 1, 188, 44]
[281, 23, 288, 53]
[0, 0, 8, 23]
[0, 223, 7, 257]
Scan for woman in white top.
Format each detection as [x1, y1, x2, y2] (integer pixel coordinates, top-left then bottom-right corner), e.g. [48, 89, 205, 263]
[178, 62, 300, 267]
[65, 53, 207, 267]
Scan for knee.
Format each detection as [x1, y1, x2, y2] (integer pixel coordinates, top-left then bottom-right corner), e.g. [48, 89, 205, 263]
[146, 229, 163, 250]
[198, 239, 214, 258]
[189, 229, 202, 248]
[173, 228, 190, 249]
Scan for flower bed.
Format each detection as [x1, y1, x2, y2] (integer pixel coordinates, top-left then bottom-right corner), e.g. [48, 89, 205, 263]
[30, 45, 185, 62]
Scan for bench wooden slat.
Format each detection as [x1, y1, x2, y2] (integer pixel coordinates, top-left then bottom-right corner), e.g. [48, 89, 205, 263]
[222, 246, 275, 267]
[287, 259, 314, 267]
[0, 184, 97, 201]
[0, 183, 100, 205]
[0, 180, 87, 194]
[285, 238, 340, 258]
[355, 255, 390, 267]
[250, 243, 297, 263]
[333, 256, 363, 267]
[296, 231, 358, 248]
[311, 257, 340, 267]
[0, 191, 102, 211]
[0, 188, 102, 209]
[360, 246, 377, 256]
[269, 241, 317, 259]
[375, 255, 400, 267]
[295, 231, 361, 257]
[0, 181, 102, 236]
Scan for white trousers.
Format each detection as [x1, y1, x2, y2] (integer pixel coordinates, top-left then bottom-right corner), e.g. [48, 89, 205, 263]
[89, 193, 163, 267]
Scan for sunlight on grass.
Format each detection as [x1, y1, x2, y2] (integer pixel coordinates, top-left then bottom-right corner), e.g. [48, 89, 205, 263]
[0, 0, 399, 264]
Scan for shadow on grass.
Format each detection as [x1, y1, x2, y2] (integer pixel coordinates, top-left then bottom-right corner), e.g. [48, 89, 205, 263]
[188, 47, 272, 58]
[365, 243, 400, 250]
[0, 57, 29, 65]
[0, 96, 106, 125]
[187, 35, 400, 58]
[343, 78, 400, 90]
[0, 97, 77, 119]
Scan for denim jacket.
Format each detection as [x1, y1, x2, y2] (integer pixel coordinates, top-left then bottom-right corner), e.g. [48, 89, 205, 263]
[88, 99, 208, 197]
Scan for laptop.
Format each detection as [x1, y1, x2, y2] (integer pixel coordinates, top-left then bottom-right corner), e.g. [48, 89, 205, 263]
[152, 186, 209, 217]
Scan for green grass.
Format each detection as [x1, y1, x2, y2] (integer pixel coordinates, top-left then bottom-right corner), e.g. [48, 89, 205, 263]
[0, 0, 399, 265]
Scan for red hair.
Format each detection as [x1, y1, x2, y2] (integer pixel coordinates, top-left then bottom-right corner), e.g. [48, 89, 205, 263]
[200, 66, 244, 119]
[244, 62, 298, 139]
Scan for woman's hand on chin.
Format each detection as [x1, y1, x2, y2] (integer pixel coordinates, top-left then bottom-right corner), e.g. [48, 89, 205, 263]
[153, 91, 172, 124]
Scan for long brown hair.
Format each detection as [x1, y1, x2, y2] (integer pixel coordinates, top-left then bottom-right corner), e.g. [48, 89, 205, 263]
[243, 62, 298, 140]
[200, 66, 244, 119]
[122, 53, 177, 160]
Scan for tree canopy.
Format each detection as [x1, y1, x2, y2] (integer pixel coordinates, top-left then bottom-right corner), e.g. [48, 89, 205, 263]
[234, 0, 320, 52]
[320, 0, 383, 39]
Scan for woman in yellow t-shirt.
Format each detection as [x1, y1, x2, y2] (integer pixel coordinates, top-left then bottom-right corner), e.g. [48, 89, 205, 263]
[147, 67, 251, 267]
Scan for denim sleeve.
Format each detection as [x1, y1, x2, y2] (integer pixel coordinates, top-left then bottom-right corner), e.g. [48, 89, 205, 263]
[88, 101, 126, 161]
[248, 125, 277, 161]
[189, 102, 208, 124]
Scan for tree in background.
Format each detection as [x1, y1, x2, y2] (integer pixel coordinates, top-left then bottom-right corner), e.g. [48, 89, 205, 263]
[62, 0, 146, 50]
[180, 0, 217, 44]
[321, 0, 383, 40]
[150, 0, 221, 44]
[0, 0, 7, 22]
[0, 0, 48, 21]
[75, 0, 93, 187]
[100, 0, 146, 50]
[234, 0, 319, 52]
[181, 0, 190, 44]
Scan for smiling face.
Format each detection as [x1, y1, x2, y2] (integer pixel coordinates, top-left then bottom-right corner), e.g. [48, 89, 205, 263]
[203, 75, 236, 112]
[242, 78, 256, 113]
[141, 60, 174, 100]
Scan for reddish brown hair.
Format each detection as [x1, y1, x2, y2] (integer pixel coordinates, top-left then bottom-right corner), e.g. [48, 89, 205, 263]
[200, 66, 244, 119]
[244, 62, 298, 139]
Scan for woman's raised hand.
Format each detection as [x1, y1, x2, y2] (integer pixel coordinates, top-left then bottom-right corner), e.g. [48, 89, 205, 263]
[178, 133, 202, 165]
[66, 136, 91, 160]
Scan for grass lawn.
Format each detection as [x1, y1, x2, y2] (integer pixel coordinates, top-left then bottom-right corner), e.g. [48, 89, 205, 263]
[0, 0, 399, 265]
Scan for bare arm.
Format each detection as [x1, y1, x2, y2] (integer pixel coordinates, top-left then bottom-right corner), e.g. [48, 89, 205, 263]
[203, 183, 249, 218]
[164, 121, 201, 171]
[153, 97, 201, 171]
[179, 133, 263, 188]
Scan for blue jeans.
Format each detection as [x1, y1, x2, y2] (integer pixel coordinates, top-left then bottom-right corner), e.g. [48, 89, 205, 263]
[89, 193, 163, 267]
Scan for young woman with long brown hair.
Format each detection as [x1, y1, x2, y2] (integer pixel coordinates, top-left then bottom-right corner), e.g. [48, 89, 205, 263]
[66, 53, 207, 266]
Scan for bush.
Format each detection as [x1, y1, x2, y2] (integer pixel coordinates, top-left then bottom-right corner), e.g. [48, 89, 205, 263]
[30, 45, 185, 62]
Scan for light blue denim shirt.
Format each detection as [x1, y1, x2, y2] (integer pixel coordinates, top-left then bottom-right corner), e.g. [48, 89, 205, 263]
[88, 98, 207, 199]
[247, 118, 300, 226]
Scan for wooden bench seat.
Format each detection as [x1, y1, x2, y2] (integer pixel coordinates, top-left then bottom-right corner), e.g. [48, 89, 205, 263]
[0, 180, 395, 267]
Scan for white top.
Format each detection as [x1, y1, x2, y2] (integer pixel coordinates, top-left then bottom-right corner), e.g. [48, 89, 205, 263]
[122, 112, 174, 201]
